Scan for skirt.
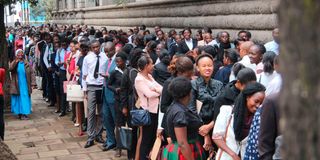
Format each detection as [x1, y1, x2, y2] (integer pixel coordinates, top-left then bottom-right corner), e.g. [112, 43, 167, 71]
[162, 139, 206, 160]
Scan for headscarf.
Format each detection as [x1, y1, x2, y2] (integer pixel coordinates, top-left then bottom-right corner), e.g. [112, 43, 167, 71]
[15, 49, 24, 56]
[233, 82, 265, 141]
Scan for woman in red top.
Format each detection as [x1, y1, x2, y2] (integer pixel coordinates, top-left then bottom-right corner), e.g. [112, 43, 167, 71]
[0, 68, 5, 140]
[15, 33, 24, 52]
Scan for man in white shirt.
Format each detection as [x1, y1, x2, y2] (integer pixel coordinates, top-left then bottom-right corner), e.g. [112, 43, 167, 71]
[264, 28, 280, 55]
[82, 40, 107, 148]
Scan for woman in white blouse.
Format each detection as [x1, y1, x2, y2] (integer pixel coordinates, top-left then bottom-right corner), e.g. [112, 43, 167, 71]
[212, 82, 265, 160]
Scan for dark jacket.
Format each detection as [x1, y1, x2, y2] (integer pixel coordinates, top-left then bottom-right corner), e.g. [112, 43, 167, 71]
[108, 69, 124, 102]
[190, 76, 223, 124]
[9, 60, 35, 95]
[178, 38, 198, 54]
[259, 93, 280, 160]
[152, 62, 171, 86]
[120, 67, 138, 111]
[213, 80, 240, 121]
[214, 64, 233, 85]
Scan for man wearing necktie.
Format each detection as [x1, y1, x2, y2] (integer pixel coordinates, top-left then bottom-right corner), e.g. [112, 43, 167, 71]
[100, 42, 118, 151]
[82, 40, 107, 148]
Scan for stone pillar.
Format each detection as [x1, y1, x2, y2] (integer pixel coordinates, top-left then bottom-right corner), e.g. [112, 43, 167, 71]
[77, 0, 85, 8]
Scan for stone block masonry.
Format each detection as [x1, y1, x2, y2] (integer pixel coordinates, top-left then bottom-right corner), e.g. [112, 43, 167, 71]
[51, 0, 279, 42]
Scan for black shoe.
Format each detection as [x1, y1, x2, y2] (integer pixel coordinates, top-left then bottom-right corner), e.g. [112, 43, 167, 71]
[59, 112, 66, 117]
[21, 115, 29, 120]
[102, 144, 116, 152]
[84, 141, 94, 148]
[95, 137, 105, 144]
[54, 110, 61, 113]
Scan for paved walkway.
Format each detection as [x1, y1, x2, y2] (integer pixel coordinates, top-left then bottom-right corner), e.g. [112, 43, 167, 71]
[4, 90, 126, 160]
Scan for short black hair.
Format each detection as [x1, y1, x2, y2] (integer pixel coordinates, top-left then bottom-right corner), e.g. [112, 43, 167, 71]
[168, 77, 192, 100]
[262, 51, 276, 74]
[236, 68, 257, 84]
[116, 51, 128, 62]
[224, 49, 239, 64]
[159, 49, 170, 65]
[202, 45, 218, 58]
[196, 53, 214, 66]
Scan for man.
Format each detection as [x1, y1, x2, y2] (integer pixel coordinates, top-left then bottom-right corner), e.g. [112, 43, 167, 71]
[237, 30, 251, 41]
[178, 28, 197, 54]
[37, 32, 52, 102]
[101, 42, 118, 151]
[82, 40, 107, 148]
[264, 28, 280, 55]
[55, 39, 68, 116]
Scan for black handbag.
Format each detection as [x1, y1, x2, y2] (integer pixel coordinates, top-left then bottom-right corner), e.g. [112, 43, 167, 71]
[119, 125, 133, 150]
[130, 98, 151, 126]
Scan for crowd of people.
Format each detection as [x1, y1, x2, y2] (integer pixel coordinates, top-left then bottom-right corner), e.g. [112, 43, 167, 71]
[1, 23, 282, 160]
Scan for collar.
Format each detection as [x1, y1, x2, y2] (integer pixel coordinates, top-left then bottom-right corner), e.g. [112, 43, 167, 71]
[115, 67, 124, 74]
[185, 38, 193, 43]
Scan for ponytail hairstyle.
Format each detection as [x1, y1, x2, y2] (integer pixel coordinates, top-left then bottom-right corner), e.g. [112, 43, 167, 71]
[233, 82, 265, 142]
[262, 51, 276, 74]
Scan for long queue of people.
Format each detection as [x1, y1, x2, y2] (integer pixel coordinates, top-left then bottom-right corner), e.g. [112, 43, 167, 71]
[3, 24, 282, 160]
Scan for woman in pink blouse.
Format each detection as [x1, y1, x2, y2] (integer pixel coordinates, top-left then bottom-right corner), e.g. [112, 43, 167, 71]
[135, 55, 162, 160]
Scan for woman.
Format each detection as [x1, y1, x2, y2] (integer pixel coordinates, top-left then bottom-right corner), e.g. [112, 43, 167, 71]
[108, 52, 127, 157]
[152, 49, 171, 85]
[160, 55, 195, 140]
[212, 82, 265, 160]
[9, 49, 35, 120]
[145, 40, 158, 64]
[75, 42, 89, 135]
[135, 56, 162, 160]
[214, 49, 239, 85]
[120, 48, 144, 160]
[190, 53, 224, 152]
[162, 77, 206, 160]
[256, 51, 278, 87]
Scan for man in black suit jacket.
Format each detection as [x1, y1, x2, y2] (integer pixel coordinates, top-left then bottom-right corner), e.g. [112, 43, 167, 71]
[178, 28, 198, 54]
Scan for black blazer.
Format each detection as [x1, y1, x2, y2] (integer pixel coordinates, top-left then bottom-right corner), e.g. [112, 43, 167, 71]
[178, 38, 198, 54]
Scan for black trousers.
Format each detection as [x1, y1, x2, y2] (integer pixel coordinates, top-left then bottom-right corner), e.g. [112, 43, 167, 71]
[0, 95, 4, 140]
[59, 70, 67, 113]
[140, 113, 158, 160]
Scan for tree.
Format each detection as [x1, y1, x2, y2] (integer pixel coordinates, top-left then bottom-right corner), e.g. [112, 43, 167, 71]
[279, 0, 320, 159]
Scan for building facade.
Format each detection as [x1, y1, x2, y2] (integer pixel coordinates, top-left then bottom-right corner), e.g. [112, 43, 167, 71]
[51, 0, 279, 42]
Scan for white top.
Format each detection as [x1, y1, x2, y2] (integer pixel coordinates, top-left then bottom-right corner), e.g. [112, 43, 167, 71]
[265, 73, 282, 96]
[257, 71, 280, 88]
[185, 39, 193, 51]
[82, 51, 108, 91]
[264, 40, 279, 55]
[206, 39, 219, 46]
[43, 43, 53, 69]
[229, 56, 257, 82]
[213, 105, 248, 160]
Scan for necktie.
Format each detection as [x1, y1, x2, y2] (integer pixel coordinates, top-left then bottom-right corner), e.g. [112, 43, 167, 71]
[94, 55, 100, 79]
[106, 58, 112, 75]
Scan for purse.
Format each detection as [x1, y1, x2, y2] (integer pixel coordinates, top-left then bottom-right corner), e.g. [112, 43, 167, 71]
[63, 74, 78, 93]
[119, 123, 133, 150]
[130, 98, 151, 126]
[66, 75, 84, 102]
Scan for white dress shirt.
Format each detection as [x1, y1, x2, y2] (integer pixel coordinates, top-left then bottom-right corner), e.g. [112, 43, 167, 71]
[264, 40, 279, 55]
[82, 51, 107, 91]
[43, 43, 53, 69]
[185, 39, 193, 51]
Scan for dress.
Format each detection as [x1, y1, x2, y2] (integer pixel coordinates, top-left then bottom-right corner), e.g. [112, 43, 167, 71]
[162, 101, 206, 160]
[11, 62, 32, 115]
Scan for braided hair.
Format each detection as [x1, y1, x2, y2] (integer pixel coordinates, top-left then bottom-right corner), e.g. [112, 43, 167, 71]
[233, 82, 265, 141]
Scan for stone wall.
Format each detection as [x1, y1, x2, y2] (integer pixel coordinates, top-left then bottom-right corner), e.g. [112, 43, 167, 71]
[51, 0, 279, 42]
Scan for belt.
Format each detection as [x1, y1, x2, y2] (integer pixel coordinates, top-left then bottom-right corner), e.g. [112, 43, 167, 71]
[87, 84, 103, 88]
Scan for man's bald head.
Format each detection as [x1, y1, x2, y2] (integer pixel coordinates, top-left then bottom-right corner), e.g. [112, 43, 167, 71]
[272, 28, 279, 43]
[239, 41, 254, 58]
